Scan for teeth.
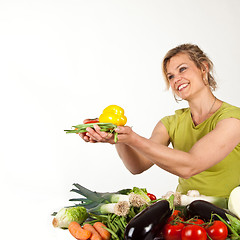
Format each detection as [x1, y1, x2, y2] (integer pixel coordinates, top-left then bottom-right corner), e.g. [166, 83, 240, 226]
[178, 83, 188, 91]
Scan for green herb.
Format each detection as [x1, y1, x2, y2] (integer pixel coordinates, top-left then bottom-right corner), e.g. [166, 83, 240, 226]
[226, 214, 240, 235]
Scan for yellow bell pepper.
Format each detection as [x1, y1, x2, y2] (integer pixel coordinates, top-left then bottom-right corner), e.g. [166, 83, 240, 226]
[99, 105, 127, 126]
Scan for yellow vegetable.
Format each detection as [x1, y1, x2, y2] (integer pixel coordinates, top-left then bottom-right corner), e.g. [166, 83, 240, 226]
[99, 105, 127, 126]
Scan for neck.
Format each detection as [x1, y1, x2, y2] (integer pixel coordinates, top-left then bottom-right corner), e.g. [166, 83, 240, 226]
[189, 94, 219, 125]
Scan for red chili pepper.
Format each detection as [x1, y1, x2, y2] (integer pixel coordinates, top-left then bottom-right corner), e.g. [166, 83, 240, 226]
[147, 193, 157, 201]
[83, 118, 99, 124]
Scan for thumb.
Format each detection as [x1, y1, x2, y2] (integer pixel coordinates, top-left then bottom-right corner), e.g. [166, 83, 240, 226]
[115, 126, 131, 133]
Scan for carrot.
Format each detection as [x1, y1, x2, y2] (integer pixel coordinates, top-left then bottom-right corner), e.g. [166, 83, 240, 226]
[93, 222, 111, 240]
[83, 223, 103, 240]
[68, 221, 92, 240]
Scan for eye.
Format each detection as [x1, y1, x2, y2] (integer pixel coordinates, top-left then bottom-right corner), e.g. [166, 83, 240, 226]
[179, 66, 187, 72]
[168, 74, 174, 80]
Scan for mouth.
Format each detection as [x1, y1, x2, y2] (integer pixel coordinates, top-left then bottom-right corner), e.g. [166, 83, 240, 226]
[177, 83, 189, 91]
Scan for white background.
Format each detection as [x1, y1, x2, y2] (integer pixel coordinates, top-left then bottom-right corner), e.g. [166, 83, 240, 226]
[1, 0, 240, 239]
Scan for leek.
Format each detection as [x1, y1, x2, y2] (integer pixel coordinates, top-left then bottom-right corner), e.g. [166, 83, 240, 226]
[162, 190, 228, 209]
[69, 183, 131, 209]
[69, 183, 149, 209]
[129, 192, 150, 207]
[88, 201, 130, 216]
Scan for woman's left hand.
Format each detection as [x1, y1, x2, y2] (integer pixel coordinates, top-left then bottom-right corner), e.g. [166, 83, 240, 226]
[114, 125, 135, 144]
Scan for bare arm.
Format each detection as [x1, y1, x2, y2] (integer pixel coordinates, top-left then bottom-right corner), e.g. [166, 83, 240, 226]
[81, 121, 171, 174]
[115, 121, 170, 174]
[82, 118, 240, 178]
[117, 118, 240, 178]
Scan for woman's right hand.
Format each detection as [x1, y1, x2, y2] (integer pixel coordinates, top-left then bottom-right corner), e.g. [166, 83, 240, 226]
[79, 124, 115, 144]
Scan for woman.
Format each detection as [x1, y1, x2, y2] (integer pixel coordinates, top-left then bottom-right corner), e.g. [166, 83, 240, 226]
[80, 44, 240, 198]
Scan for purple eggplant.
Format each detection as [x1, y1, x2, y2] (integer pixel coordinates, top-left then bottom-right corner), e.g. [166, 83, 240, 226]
[185, 200, 236, 223]
[124, 199, 172, 240]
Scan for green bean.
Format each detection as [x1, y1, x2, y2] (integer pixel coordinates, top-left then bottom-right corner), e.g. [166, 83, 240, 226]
[114, 132, 118, 142]
[64, 122, 118, 142]
[108, 222, 118, 233]
[110, 214, 117, 221]
[102, 226, 120, 240]
[119, 217, 127, 229]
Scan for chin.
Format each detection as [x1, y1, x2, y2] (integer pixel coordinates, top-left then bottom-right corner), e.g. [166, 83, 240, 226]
[175, 93, 186, 101]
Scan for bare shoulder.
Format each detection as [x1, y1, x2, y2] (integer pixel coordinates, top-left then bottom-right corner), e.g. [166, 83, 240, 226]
[216, 117, 240, 130]
[213, 117, 240, 147]
[150, 120, 170, 146]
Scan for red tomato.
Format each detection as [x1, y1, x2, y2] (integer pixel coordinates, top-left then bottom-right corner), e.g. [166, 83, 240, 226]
[167, 210, 184, 223]
[83, 118, 99, 124]
[205, 221, 228, 240]
[163, 222, 185, 240]
[172, 210, 182, 218]
[181, 225, 207, 240]
[147, 193, 157, 201]
[185, 218, 205, 226]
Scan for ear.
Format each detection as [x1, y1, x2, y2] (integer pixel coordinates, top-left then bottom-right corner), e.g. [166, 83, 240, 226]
[201, 61, 209, 73]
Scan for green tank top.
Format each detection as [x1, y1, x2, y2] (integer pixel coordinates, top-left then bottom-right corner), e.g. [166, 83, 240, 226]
[161, 102, 240, 198]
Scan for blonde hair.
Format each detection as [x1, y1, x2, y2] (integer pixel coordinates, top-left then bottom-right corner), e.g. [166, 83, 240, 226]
[162, 43, 217, 91]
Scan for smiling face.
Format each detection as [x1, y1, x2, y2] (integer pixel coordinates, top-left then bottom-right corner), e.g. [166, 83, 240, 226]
[166, 53, 207, 100]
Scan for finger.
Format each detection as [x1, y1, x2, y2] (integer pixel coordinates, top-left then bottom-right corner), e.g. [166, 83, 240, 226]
[93, 124, 104, 135]
[79, 132, 86, 138]
[89, 137, 97, 143]
[93, 124, 101, 131]
[83, 135, 91, 142]
[79, 132, 89, 142]
[86, 132, 98, 141]
[79, 130, 98, 143]
[106, 132, 113, 139]
[115, 126, 131, 134]
[86, 127, 101, 140]
[93, 124, 111, 138]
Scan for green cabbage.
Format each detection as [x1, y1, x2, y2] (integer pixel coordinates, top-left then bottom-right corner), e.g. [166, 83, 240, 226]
[132, 187, 151, 203]
[52, 206, 88, 229]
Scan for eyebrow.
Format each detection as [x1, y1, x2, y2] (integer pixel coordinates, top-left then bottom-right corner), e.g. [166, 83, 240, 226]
[167, 63, 187, 76]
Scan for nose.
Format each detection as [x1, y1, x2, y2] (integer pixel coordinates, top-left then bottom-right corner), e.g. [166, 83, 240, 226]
[173, 75, 182, 85]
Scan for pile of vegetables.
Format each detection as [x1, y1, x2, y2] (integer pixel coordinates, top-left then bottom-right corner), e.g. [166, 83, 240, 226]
[52, 183, 154, 239]
[64, 105, 127, 143]
[52, 185, 240, 240]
